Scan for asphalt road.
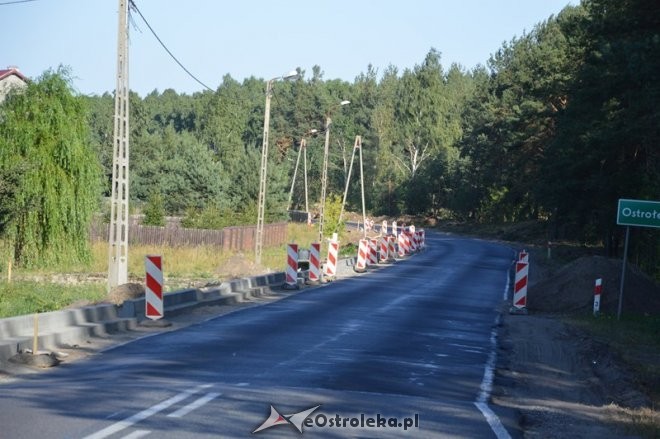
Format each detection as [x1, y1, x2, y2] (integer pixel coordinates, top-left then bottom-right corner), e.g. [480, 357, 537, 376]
[0, 232, 516, 438]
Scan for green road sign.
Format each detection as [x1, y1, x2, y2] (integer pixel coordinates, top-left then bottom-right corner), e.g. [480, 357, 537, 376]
[617, 199, 660, 229]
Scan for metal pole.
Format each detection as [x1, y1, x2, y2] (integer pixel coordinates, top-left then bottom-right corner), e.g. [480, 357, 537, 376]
[255, 79, 273, 265]
[303, 139, 309, 214]
[358, 136, 366, 238]
[617, 226, 630, 320]
[318, 116, 331, 243]
[108, 0, 130, 290]
[287, 139, 303, 210]
[338, 138, 358, 225]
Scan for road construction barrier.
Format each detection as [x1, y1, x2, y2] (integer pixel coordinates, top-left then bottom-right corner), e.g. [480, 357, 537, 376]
[285, 243, 298, 288]
[381, 220, 388, 236]
[593, 278, 602, 315]
[513, 260, 528, 309]
[324, 239, 339, 279]
[392, 221, 398, 236]
[379, 236, 389, 263]
[409, 226, 417, 252]
[388, 235, 396, 262]
[368, 238, 378, 266]
[145, 255, 164, 320]
[308, 243, 321, 284]
[519, 249, 529, 263]
[398, 232, 409, 257]
[355, 239, 368, 272]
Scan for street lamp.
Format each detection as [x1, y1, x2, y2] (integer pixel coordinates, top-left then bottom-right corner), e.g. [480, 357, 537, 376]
[318, 100, 350, 243]
[255, 69, 298, 265]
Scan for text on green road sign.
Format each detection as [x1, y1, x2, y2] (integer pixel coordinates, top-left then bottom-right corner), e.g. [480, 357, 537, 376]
[617, 199, 660, 229]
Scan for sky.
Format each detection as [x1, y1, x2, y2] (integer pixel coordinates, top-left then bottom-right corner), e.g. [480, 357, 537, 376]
[2, 0, 575, 96]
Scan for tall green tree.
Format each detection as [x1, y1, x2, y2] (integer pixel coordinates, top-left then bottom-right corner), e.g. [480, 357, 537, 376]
[0, 68, 101, 267]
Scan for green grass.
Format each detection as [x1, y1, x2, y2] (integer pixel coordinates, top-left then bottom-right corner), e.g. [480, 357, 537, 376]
[568, 313, 660, 404]
[0, 282, 106, 318]
[0, 223, 364, 319]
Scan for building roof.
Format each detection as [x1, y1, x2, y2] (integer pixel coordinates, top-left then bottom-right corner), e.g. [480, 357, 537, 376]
[0, 67, 28, 83]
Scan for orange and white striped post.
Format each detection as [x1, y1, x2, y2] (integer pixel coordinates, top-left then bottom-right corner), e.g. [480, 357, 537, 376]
[308, 242, 321, 284]
[388, 235, 396, 262]
[398, 232, 408, 257]
[324, 238, 339, 280]
[354, 239, 368, 273]
[145, 255, 164, 320]
[285, 243, 299, 289]
[368, 238, 378, 267]
[513, 259, 528, 309]
[379, 236, 389, 263]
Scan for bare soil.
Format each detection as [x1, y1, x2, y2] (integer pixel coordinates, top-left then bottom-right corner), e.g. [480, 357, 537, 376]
[493, 246, 660, 438]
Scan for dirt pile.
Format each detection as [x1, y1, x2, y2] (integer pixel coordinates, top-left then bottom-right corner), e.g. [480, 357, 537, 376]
[529, 255, 660, 315]
[107, 282, 145, 305]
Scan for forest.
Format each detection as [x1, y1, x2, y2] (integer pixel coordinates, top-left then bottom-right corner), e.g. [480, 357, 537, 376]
[1, 0, 658, 277]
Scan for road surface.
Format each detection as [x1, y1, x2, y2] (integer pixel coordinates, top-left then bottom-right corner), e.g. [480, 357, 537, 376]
[0, 232, 516, 438]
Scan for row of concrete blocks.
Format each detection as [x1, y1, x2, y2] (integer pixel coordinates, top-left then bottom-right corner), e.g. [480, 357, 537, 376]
[0, 272, 286, 364]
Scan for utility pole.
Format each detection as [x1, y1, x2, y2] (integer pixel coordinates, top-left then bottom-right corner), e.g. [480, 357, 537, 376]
[255, 79, 274, 266]
[318, 100, 350, 243]
[108, 0, 130, 290]
[318, 116, 332, 243]
[255, 70, 298, 265]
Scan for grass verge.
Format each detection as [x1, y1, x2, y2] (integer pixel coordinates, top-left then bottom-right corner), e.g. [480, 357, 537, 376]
[0, 223, 359, 319]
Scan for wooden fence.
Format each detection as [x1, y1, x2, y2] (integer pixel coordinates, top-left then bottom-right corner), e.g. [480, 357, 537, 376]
[90, 220, 288, 252]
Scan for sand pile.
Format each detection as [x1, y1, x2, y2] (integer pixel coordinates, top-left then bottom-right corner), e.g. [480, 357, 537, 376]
[529, 255, 660, 315]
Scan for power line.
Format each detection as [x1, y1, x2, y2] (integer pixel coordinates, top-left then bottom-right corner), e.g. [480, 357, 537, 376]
[128, 0, 214, 92]
[0, 0, 38, 5]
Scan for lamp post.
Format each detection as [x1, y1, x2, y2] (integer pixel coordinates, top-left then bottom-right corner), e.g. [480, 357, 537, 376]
[255, 70, 298, 265]
[318, 100, 350, 243]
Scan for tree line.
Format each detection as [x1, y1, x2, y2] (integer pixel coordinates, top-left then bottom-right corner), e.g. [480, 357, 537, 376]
[1, 0, 658, 277]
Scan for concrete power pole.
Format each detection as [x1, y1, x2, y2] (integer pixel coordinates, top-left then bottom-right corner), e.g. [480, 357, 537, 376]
[255, 79, 274, 266]
[108, 0, 130, 290]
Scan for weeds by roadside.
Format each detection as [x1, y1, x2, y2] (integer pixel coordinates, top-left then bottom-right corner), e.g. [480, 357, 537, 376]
[0, 223, 360, 319]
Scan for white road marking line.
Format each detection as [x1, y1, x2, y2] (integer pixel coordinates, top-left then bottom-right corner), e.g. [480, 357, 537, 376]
[504, 268, 511, 301]
[474, 311, 512, 439]
[475, 402, 511, 439]
[167, 392, 221, 418]
[82, 384, 212, 439]
[121, 430, 152, 439]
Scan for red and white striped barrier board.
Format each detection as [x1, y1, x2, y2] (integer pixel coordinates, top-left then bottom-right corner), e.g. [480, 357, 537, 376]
[392, 221, 398, 237]
[398, 232, 408, 257]
[519, 250, 529, 263]
[418, 232, 424, 252]
[145, 255, 164, 320]
[368, 238, 378, 266]
[286, 244, 298, 287]
[379, 236, 389, 263]
[324, 240, 339, 278]
[409, 226, 417, 252]
[382, 220, 388, 236]
[593, 278, 602, 315]
[355, 239, 368, 272]
[309, 242, 321, 283]
[513, 261, 528, 309]
[388, 235, 396, 261]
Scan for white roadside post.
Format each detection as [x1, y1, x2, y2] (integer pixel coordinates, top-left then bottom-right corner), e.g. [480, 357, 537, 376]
[593, 278, 603, 316]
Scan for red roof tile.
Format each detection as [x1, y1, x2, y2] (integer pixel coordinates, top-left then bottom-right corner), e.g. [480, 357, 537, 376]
[0, 68, 28, 82]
